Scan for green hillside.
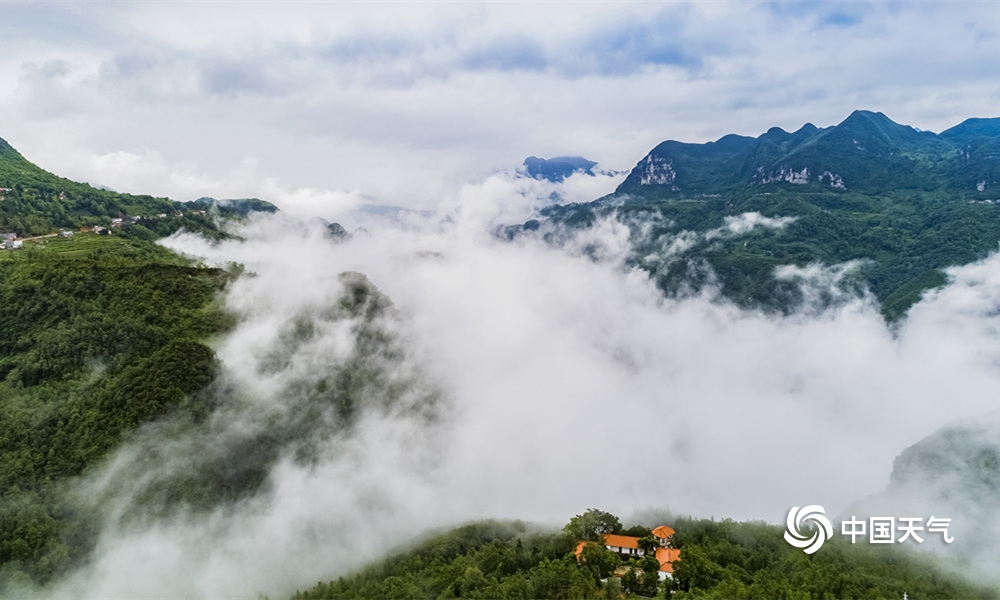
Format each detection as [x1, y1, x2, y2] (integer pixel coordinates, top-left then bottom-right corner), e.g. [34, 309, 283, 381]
[0, 139, 280, 591]
[0, 136, 275, 237]
[291, 511, 993, 600]
[523, 111, 1000, 319]
[0, 235, 237, 590]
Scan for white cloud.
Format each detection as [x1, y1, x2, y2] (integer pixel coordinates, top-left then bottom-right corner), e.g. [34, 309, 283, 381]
[2, 3, 1000, 209]
[40, 193, 1000, 598]
[705, 211, 797, 239]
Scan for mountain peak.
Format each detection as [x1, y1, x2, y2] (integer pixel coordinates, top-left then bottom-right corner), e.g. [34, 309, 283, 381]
[940, 117, 1000, 144]
[523, 155, 597, 182]
[0, 136, 24, 161]
[835, 109, 903, 135]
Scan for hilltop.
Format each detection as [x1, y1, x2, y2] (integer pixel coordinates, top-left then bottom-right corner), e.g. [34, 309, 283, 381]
[517, 111, 1000, 319]
[291, 511, 992, 600]
[0, 137, 276, 237]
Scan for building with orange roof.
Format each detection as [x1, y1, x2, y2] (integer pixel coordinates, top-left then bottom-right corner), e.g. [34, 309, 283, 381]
[602, 533, 642, 557]
[573, 525, 681, 580]
[655, 547, 682, 579]
[652, 524, 676, 543]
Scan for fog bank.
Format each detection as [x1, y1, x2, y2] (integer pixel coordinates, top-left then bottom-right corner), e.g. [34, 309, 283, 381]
[46, 182, 1000, 597]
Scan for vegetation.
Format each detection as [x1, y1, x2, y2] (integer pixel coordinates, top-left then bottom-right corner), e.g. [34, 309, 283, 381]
[0, 233, 236, 590]
[0, 136, 274, 237]
[527, 111, 1000, 320]
[291, 510, 994, 599]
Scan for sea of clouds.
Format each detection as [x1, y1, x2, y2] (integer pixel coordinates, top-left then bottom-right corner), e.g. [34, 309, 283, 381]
[41, 170, 1000, 598]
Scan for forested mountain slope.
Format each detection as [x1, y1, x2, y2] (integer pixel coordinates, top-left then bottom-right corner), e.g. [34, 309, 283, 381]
[519, 111, 1000, 319]
[0, 136, 275, 237]
[291, 512, 993, 600]
[0, 139, 272, 590]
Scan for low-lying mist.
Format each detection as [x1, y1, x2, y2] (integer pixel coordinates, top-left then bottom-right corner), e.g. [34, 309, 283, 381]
[45, 174, 1000, 597]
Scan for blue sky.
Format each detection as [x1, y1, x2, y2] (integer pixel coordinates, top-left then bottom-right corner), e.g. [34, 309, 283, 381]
[0, 1, 998, 213]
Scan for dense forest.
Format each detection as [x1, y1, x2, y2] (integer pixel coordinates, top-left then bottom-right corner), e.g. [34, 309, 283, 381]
[533, 188, 1000, 320]
[0, 234, 237, 590]
[516, 112, 1000, 320]
[292, 509, 993, 600]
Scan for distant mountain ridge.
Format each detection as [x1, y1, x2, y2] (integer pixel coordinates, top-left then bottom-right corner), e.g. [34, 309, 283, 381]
[516, 111, 1000, 320]
[523, 155, 599, 182]
[617, 110, 1000, 196]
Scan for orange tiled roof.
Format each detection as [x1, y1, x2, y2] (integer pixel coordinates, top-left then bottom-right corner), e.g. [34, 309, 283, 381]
[573, 541, 589, 560]
[601, 533, 640, 549]
[655, 547, 682, 573]
[652, 525, 675, 539]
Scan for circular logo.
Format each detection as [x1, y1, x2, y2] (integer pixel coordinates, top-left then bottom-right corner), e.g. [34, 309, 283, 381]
[784, 505, 833, 554]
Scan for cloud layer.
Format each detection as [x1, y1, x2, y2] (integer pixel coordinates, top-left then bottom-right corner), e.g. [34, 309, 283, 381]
[2, 2, 1000, 211]
[39, 184, 1000, 598]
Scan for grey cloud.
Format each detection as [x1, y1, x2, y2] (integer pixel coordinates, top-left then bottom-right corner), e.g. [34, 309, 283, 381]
[462, 36, 548, 73]
[5, 3, 1000, 218]
[573, 15, 709, 76]
[103, 53, 161, 80]
[199, 60, 277, 96]
[322, 36, 425, 65]
[28, 59, 71, 79]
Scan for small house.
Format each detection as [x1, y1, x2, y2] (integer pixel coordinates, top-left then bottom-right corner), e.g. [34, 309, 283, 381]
[574, 525, 681, 580]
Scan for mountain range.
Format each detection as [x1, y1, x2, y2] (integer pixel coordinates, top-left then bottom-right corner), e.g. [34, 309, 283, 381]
[524, 110, 1000, 320]
[616, 110, 1000, 196]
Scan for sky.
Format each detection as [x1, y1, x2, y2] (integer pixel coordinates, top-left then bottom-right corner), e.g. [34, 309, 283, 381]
[1, 1, 1000, 214]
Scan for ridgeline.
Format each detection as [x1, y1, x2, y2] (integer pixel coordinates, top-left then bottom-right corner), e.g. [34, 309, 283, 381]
[0, 138, 274, 591]
[515, 111, 1000, 319]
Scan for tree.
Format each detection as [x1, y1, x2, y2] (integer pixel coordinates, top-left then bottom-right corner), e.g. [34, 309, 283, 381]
[580, 542, 620, 579]
[563, 509, 622, 542]
[669, 545, 722, 593]
[637, 555, 662, 597]
[637, 535, 658, 556]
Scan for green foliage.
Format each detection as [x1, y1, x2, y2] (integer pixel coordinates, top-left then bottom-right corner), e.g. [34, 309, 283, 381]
[579, 543, 620, 579]
[0, 238, 233, 589]
[0, 136, 275, 238]
[563, 509, 623, 542]
[293, 514, 997, 600]
[533, 112, 1000, 320]
[290, 521, 592, 600]
[668, 517, 995, 600]
[637, 535, 658, 556]
[541, 188, 1000, 320]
